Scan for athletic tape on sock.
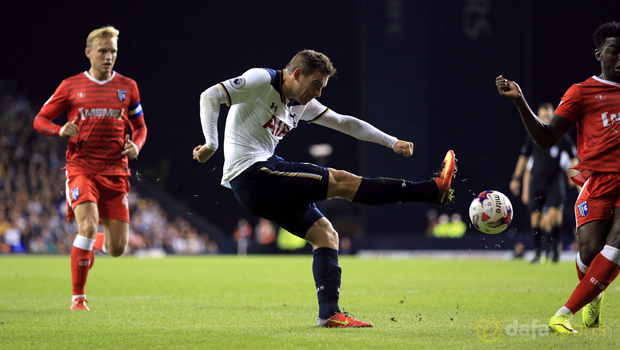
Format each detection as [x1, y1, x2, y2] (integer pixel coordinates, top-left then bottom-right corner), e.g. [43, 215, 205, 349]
[73, 235, 95, 251]
[601, 245, 620, 265]
[576, 252, 589, 274]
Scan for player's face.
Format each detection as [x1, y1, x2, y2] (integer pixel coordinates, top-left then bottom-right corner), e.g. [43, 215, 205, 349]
[537, 107, 552, 123]
[85, 38, 118, 80]
[595, 36, 620, 82]
[295, 69, 329, 105]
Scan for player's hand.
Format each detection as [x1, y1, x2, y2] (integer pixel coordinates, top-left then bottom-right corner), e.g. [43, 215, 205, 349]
[59, 117, 79, 137]
[122, 134, 139, 159]
[495, 75, 523, 100]
[509, 178, 521, 196]
[393, 140, 413, 157]
[193, 144, 215, 163]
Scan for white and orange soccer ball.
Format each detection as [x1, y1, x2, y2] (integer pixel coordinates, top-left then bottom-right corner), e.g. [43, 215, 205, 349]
[469, 190, 513, 234]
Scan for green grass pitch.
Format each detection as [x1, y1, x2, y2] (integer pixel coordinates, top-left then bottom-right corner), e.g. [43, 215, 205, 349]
[1, 255, 619, 349]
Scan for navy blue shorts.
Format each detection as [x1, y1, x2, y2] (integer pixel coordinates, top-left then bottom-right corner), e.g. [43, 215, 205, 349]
[230, 155, 330, 238]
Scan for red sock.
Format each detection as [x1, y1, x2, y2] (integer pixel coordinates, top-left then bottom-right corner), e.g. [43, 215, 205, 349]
[71, 246, 92, 296]
[576, 260, 586, 281]
[93, 233, 105, 253]
[565, 253, 620, 313]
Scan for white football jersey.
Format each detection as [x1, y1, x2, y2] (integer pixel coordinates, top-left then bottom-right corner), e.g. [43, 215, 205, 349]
[218, 68, 329, 187]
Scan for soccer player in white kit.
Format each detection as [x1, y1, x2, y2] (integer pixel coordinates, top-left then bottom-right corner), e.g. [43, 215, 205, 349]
[194, 50, 456, 327]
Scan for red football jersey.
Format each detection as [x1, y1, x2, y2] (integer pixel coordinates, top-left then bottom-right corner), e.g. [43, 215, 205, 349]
[554, 76, 620, 173]
[35, 71, 144, 176]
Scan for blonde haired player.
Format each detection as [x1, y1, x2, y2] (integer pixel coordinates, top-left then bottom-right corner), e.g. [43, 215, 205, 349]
[34, 26, 147, 311]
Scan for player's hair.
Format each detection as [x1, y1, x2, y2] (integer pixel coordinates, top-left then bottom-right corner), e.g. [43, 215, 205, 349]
[593, 22, 620, 50]
[538, 102, 554, 112]
[286, 50, 337, 77]
[86, 26, 119, 48]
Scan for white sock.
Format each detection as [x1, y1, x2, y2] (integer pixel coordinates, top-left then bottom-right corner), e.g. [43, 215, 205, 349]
[73, 235, 95, 251]
[556, 306, 573, 316]
[600, 245, 620, 264]
[72, 294, 86, 302]
[576, 252, 588, 274]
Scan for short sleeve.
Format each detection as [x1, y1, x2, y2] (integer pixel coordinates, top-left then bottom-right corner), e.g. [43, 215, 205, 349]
[219, 68, 271, 106]
[554, 84, 583, 123]
[300, 99, 329, 123]
[37, 80, 69, 120]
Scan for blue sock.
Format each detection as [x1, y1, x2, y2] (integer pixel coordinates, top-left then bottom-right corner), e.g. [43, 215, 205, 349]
[313, 247, 341, 319]
[353, 177, 438, 205]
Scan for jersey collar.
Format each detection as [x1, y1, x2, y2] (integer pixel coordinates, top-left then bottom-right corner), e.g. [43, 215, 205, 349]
[83, 71, 116, 85]
[592, 75, 620, 86]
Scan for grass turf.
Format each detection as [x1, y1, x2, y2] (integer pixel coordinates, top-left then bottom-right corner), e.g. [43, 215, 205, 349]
[0, 255, 618, 349]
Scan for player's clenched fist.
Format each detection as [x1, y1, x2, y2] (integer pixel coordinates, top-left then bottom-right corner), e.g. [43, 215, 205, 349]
[59, 117, 79, 137]
[193, 144, 215, 163]
[392, 140, 413, 157]
[495, 75, 523, 100]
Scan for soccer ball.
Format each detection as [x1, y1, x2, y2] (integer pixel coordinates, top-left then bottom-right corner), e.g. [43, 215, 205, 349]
[469, 190, 513, 234]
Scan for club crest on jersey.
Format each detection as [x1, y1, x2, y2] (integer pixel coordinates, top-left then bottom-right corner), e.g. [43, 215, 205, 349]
[578, 201, 588, 217]
[71, 188, 79, 201]
[229, 77, 246, 89]
[117, 89, 126, 102]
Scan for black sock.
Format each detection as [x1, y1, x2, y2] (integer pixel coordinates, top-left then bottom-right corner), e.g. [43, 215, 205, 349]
[550, 226, 560, 259]
[532, 227, 542, 258]
[352, 177, 438, 205]
[313, 248, 341, 319]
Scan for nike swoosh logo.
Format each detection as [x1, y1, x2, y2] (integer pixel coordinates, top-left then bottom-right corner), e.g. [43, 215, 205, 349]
[330, 319, 349, 326]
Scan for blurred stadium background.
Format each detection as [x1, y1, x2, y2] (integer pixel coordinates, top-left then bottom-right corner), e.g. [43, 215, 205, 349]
[0, 0, 615, 256]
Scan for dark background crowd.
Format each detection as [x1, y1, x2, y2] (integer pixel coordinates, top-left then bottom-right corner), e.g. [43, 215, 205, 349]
[1, 0, 613, 255]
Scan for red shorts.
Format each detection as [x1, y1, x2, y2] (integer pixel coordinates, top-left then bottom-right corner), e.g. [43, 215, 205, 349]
[65, 171, 130, 222]
[575, 172, 620, 228]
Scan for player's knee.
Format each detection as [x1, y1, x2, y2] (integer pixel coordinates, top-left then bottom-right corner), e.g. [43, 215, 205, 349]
[107, 244, 126, 257]
[328, 169, 361, 199]
[579, 243, 601, 265]
[78, 221, 98, 237]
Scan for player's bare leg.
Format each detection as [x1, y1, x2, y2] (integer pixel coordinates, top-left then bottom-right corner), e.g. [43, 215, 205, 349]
[305, 218, 373, 328]
[100, 219, 129, 257]
[70, 202, 99, 311]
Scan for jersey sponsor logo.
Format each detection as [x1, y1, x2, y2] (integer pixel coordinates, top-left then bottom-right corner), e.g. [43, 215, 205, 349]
[263, 115, 291, 137]
[577, 201, 588, 217]
[229, 76, 246, 89]
[601, 111, 620, 128]
[78, 107, 125, 120]
[117, 89, 127, 102]
[71, 187, 79, 201]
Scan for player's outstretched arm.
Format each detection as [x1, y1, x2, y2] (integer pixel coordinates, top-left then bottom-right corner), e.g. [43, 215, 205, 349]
[312, 110, 401, 153]
[392, 140, 413, 157]
[496, 75, 572, 149]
